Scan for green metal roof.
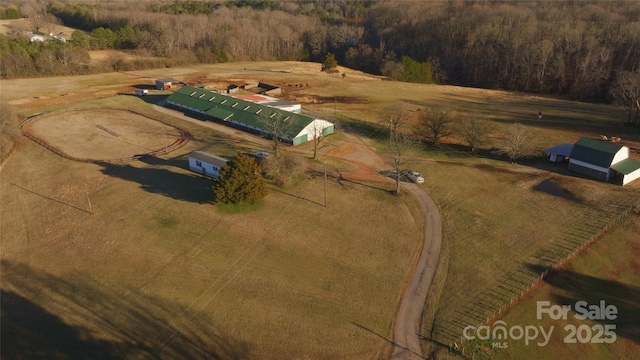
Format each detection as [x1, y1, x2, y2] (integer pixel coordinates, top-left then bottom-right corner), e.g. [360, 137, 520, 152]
[610, 158, 640, 175]
[569, 137, 623, 168]
[166, 86, 314, 139]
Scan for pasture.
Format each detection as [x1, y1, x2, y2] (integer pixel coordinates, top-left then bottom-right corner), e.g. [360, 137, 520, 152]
[493, 211, 640, 360]
[2, 61, 640, 359]
[23, 108, 184, 161]
[1, 114, 423, 358]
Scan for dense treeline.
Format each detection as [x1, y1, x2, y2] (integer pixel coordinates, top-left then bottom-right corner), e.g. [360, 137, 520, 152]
[1, 1, 639, 108]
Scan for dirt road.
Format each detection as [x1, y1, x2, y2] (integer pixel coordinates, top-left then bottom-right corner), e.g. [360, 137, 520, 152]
[155, 103, 441, 359]
[391, 183, 442, 359]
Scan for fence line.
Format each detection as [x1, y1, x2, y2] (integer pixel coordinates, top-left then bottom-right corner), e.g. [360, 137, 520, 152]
[20, 107, 190, 164]
[428, 196, 638, 352]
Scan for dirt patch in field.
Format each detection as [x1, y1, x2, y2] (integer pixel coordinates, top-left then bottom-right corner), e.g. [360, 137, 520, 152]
[23, 109, 185, 161]
[322, 132, 394, 185]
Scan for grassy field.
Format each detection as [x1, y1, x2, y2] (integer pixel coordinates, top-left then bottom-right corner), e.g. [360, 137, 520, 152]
[2, 62, 640, 359]
[488, 210, 640, 360]
[1, 107, 424, 358]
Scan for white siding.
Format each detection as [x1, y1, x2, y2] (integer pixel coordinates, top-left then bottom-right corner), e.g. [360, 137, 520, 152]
[623, 168, 640, 185]
[611, 147, 629, 166]
[297, 119, 334, 141]
[188, 156, 224, 178]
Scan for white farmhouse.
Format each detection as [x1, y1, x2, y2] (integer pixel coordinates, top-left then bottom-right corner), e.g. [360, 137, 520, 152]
[188, 151, 229, 178]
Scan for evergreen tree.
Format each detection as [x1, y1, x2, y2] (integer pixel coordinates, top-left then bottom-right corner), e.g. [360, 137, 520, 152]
[213, 152, 268, 204]
[400, 56, 434, 84]
[321, 52, 338, 73]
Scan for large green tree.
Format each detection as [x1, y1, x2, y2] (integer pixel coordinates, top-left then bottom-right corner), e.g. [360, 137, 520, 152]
[213, 152, 268, 204]
[321, 52, 338, 73]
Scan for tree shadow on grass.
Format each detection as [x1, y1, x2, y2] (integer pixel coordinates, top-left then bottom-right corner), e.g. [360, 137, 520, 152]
[98, 161, 215, 204]
[527, 264, 640, 346]
[1, 289, 127, 359]
[1, 260, 251, 359]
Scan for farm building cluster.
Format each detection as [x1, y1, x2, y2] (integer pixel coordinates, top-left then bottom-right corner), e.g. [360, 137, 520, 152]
[544, 137, 640, 185]
[165, 86, 334, 146]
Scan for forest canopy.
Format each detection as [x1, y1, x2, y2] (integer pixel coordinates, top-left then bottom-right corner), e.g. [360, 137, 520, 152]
[1, 0, 639, 104]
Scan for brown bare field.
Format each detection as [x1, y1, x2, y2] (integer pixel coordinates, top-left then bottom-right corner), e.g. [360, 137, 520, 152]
[24, 109, 183, 161]
[0, 18, 77, 38]
[2, 61, 640, 359]
[1, 70, 424, 358]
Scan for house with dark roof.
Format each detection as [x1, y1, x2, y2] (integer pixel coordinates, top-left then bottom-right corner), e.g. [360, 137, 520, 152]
[566, 137, 640, 185]
[165, 86, 334, 145]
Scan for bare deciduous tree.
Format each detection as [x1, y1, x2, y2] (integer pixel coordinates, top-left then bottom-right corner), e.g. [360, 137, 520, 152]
[498, 123, 534, 164]
[384, 107, 416, 194]
[457, 116, 493, 154]
[309, 121, 330, 160]
[258, 110, 292, 157]
[612, 69, 640, 127]
[416, 106, 454, 144]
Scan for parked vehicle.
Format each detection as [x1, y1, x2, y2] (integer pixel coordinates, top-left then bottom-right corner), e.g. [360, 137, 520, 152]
[254, 151, 269, 159]
[406, 171, 424, 184]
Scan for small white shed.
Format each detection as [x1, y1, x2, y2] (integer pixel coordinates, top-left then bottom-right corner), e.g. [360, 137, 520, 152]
[188, 151, 229, 178]
[135, 89, 148, 96]
[29, 34, 45, 42]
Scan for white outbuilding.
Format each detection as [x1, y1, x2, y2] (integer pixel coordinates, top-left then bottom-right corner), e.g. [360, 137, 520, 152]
[188, 151, 229, 178]
[567, 137, 640, 185]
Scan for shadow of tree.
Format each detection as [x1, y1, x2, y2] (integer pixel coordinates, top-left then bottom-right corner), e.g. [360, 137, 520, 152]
[527, 264, 640, 346]
[98, 161, 215, 204]
[1, 289, 128, 359]
[1, 260, 251, 359]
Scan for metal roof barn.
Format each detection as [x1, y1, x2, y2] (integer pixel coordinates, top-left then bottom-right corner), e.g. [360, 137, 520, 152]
[165, 86, 334, 145]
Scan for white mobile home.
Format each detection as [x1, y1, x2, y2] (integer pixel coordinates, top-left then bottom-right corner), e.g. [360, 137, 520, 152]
[188, 151, 229, 178]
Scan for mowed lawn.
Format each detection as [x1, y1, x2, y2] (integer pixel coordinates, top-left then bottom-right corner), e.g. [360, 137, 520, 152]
[1, 124, 423, 358]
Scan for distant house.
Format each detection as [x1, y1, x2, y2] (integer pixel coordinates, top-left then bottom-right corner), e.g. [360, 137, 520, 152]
[29, 34, 45, 42]
[188, 151, 229, 178]
[156, 78, 180, 90]
[566, 137, 640, 185]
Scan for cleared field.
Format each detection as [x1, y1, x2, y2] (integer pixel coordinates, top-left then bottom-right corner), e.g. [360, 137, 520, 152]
[2, 62, 640, 359]
[1, 95, 423, 358]
[491, 211, 640, 360]
[24, 109, 184, 161]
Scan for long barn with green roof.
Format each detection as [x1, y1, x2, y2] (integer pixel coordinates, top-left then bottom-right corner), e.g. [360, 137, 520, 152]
[165, 86, 334, 145]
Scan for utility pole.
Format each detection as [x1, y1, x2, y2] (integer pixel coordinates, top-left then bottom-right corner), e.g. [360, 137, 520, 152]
[324, 161, 328, 208]
[163, 128, 167, 152]
[85, 186, 93, 214]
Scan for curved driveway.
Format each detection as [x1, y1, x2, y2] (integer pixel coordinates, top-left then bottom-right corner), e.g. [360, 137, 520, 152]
[391, 183, 442, 360]
[152, 104, 442, 358]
